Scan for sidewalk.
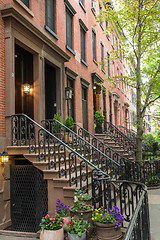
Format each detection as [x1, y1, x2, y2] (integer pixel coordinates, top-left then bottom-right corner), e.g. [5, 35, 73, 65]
[148, 188, 160, 240]
[0, 236, 37, 240]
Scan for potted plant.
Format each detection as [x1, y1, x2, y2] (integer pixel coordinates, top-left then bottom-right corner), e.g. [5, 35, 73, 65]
[52, 110, 62, 134]
[66, 216, 89, 240]
[39, 213, 64, 240]
[55, 199, 71, 231]
[94, 111, 104, 133]
[70, 189, 93, 237]
[92, 206, 124, 240]
[64, 116, 74, 142]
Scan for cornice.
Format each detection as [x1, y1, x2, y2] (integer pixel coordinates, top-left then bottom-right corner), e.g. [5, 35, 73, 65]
[0, 4, 70, 62]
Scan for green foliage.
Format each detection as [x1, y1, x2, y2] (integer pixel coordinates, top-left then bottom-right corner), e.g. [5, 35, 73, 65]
[71, 189, 92, 212]
[66, 216, 89, 237]
[52, 110, 62, 133]
[39, 213, 64, 230]
[143, 133, 159, 154]
[64, 116, 74, 132]
[94, 111, 105, 127]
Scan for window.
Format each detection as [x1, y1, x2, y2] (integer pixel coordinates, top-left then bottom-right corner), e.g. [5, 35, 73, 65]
[45, 0, 55, 33]
[99, 3, 103, 29]
[67, 77, 74, 119]
[79, 0, 86, 12]
[91, 0, 96, 12]
[79, 19, 88, 66]
[107, 52, 110, 76]
[21, 0, 29, 7]
[92, 30, 96, 62]
[101, 42, 104, 71]
[66, 9, 73, 50]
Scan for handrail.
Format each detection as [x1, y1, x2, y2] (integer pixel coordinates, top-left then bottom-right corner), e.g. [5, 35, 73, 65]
[92, 170, 150, 240]
[41, 119, 127, 181]
[41, 119, 120, 167]
[74, 122, 129, 162]
[123, 187, 150, 240]
[95, 119, 136, 154]
[104, 120, 136, 146]
[6, 114, 109, 178]
[117, 125, 136, 144]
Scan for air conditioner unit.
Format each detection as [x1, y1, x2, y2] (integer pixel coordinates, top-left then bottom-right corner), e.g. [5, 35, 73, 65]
[91, 1, 96, 11]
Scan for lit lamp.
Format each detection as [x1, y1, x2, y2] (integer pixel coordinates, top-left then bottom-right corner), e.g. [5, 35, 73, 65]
[0, 150, 9, 164]
[23, 83, 31, 94]
[65, 87, 73, 100]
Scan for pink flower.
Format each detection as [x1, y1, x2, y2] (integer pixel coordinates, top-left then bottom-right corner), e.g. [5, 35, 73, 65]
[55, 212, 58, 216]
[76, 216, 78, 219]
[81, 202, 85, 205]
[89, 204, 91, 206]
[59, 224, 62, 227]
[63, 219, 67, 223]
[50, 218, 54, 220]
[46, 214, 50, 217]
[42, 217, 44, 219]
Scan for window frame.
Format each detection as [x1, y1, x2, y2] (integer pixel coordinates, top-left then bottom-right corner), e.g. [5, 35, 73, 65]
[79, 19, 88, 67]
[92, 29, 96, 62]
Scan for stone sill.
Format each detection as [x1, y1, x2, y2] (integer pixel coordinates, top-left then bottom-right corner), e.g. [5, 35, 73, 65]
[14, 0, 34, 17]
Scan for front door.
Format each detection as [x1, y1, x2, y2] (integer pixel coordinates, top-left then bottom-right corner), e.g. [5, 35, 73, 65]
[45, 63, 57, 119]
[82, 86, 88, 130]
[10, 165, 48, 232]
[109, 93, 112, 123]
[15, 44, 34, 119]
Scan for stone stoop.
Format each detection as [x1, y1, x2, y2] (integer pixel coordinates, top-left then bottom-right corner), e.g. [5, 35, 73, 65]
[95, 134, 135, 161]
[7, 145, 94, 214]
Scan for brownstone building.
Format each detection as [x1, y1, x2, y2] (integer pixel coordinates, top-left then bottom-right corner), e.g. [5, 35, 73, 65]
[0, 0, 132, 231]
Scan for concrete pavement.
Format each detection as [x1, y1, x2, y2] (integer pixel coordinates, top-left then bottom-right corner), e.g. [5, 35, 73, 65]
[0, 237, 37, 240]
[148, 188, 160, 240]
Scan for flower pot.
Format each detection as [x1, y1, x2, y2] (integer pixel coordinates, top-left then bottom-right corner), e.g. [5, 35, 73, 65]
[63, 216, 71, 231]
[70, 208, 93, 237]
[40, 228, 64, 240]
[94, 222, 122, 240]
[68, 231, 86, 240]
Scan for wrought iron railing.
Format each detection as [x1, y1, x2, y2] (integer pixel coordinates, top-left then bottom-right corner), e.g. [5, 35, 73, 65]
[8, 114, 110, 193]
[41, 119, 124, 181]
[125, 159, 160, 186]
[74, 122, 129, 164]
[95, 119, 136, 155]
[92, 170, 150, 240]
[117, 125, 137, 144]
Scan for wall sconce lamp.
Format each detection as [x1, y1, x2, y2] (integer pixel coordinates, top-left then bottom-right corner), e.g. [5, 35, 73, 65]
[65, 87, 73, 100]
[93, 85, 96, 90]
[0, 150, 9, 164]
[23, 83, 31, 94]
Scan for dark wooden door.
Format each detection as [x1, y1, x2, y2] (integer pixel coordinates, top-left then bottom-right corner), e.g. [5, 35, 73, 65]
[45, 63, 56, 119]
[15, 44, 34, 119]
[82, 86, 88, 130]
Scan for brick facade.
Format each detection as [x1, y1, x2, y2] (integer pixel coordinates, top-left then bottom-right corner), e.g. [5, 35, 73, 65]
[0, 0, 132, 230]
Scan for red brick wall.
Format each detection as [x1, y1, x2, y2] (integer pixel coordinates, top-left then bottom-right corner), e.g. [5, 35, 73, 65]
[0, 0, 132, 136]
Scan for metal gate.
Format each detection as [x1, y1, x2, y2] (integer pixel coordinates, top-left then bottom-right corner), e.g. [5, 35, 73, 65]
[10, 165, 48, 232]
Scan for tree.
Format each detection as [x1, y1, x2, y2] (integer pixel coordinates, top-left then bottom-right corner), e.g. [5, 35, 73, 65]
[99, 0, 160, 161]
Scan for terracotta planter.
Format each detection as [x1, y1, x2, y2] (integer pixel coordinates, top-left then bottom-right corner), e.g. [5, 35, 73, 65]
[40, 228, 64, 240]
[68, 231, 86, 240]
[63, 215, 71, 231]
[94, 222, 122, 240]
[70, 208, 92, 221]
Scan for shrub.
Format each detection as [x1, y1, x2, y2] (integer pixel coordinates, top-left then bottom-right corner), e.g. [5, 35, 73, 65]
[94, 111, 104, 127]
[52, 110, 62, 133]
[64, 116, 74, 132]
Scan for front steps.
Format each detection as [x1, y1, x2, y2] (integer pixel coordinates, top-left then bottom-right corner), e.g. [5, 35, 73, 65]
[95, 134, 135, 161]
[7, 144, 94, 215]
